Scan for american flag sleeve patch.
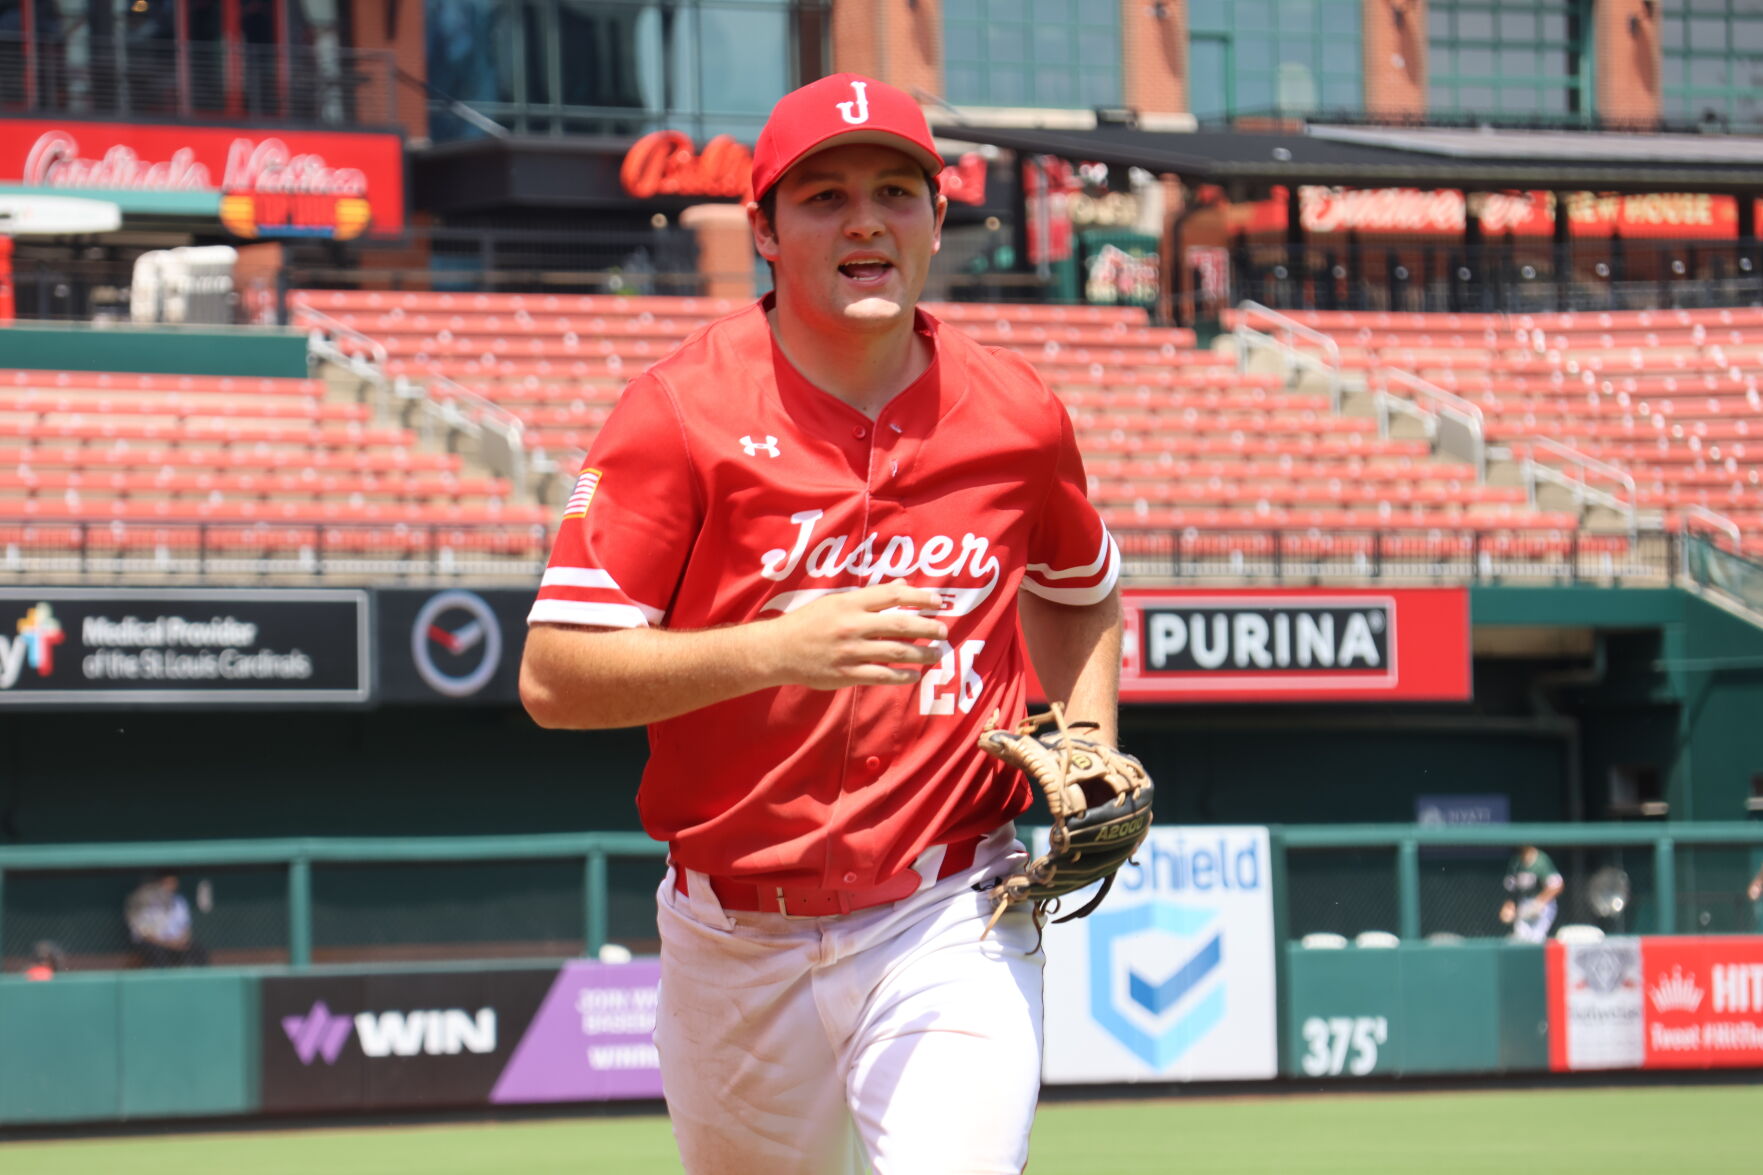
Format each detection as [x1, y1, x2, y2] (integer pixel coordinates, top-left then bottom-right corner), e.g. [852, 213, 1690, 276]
[563, 468, 603, 519]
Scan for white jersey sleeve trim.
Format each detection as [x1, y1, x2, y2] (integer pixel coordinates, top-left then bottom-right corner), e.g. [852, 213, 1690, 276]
[1026, 527, 1115, 580]
[540, 567, 620, 589]
[527, 599, 663, 628]
[1020, 535, 1119, 605]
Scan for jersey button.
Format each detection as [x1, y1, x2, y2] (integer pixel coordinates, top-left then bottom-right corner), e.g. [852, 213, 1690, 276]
[852, 425, 868, 440]
[864, 755, 882, 772]
[843, 872, 859, 885]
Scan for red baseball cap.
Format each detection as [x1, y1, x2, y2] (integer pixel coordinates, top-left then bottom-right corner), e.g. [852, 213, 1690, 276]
[750, 73, 944, 202]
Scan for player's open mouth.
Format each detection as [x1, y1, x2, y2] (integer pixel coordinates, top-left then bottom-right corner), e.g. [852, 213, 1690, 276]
[838, 260, 894, 284]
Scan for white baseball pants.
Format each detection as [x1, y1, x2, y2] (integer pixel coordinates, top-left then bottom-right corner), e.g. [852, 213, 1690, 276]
[653, 827, 1045, 1175]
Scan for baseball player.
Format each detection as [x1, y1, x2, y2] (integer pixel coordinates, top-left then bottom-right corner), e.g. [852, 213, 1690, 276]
[1500, 844, 1565, 942]
[521, 74, 1122, 1175]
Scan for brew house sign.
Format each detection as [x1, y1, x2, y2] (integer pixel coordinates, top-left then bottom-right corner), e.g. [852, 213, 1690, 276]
[0, 118, 405, 239]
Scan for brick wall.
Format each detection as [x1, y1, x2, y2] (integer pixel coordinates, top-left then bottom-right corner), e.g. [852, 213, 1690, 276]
[1122, 0, 1185, 115]
[830, 0, 943, 97]
[1363, 0, 1427, 119]
[1595, 0, 1662, 127]
[350, 0, 428, 141]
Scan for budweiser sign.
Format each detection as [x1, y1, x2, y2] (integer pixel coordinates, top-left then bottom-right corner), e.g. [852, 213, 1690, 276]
[1301, 187, 1537, 235]
[1246, 184, 1749, 241]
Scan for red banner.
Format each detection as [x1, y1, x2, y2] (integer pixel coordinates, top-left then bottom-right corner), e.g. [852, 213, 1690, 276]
[1242, 186, 1754, 241]
[1111, 586, 1470, 703]
[0, 118, 404, 239]
[1549, 936, 1763, 1071]
[1641, 937, 1763, 1069]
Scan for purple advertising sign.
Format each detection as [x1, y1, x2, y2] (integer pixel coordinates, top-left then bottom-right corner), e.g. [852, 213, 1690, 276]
[491, 959, 665, 1103]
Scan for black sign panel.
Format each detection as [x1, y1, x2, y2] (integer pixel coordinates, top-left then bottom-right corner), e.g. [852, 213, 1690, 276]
[0, 588, 369, 705]
[261, 967, 557, 1112]
[1139, 603, 1393, 674]
[377, 588, 532, 704]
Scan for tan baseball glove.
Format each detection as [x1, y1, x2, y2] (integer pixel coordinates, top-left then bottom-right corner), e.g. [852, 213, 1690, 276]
[976, 702, 1154, 937]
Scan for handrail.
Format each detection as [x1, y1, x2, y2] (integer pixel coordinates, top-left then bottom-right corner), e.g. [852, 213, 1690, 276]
[1370, 365, 1487, 478]
[1280, 821, 1763, 849]
[418, 372, 530, 492]
[0, 831, 662, 870]
[298, 303, 535, 498]
[1682, 504, 1742, 548]
[1519, 436, 1638, 526]
[1234, 301, 1343, 372]
[292, 304, 389, 370]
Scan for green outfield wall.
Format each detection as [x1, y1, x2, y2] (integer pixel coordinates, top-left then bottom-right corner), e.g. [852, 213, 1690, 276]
[0, 323, 308, 377]
[1282, 941, 1548, 1078]
[0, 970, 256, 1125]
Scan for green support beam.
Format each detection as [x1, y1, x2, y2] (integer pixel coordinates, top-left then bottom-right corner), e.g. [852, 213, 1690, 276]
[585, 850, 608, 957]
[1397, 839, 1422, 941]
[287, 859, 312, 969]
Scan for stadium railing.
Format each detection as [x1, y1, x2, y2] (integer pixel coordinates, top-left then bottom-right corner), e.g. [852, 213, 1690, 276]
[6, 822, 1761, 974]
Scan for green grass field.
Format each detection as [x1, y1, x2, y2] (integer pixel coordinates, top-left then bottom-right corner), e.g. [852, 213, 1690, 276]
[3, 1085, 1755, 1174]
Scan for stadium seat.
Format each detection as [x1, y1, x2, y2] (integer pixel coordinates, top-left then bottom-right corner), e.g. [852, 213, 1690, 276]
[1554, 924, 1606, 944]
[1354, 931, 1401, 948]
[1300, 932, 1349, 949]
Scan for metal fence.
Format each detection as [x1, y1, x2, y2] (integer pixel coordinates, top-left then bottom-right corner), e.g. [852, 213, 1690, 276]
[6, 823, 1760, 974]
[0, 524, 1701, 589]
[0, 34, 398, 128]
[1114, 527, 1684, 586]
[1223, 236, 1763, 321]
[0, 520, 551, 585]
[1279, 824, 1763, 945]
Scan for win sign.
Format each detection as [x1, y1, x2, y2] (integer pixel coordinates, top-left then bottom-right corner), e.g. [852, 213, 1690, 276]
[1040, 825, 1277, 1083]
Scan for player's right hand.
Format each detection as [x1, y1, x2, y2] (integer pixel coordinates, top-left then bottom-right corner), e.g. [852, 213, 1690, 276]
[1498, 901, 1516, 924]
[767, 579, 948, 689]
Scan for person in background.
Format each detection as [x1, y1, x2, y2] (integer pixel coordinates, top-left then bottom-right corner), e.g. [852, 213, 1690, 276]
[124, 871, 209, 968]
[25, 940, 65, 981]
[1500, 844, 1565, 942]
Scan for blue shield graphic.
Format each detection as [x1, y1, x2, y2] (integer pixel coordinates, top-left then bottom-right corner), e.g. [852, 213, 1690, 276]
[1087, 903, 1225, 1070]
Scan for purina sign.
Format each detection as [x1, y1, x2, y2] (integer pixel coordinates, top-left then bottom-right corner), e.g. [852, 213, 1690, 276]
[1118, 587, 1471, 703]
[0, 118, 404, 238]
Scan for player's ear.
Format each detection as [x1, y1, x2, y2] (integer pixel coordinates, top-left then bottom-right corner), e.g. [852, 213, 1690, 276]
[748, 200, 781, 262]
[931, 193, 947, 255]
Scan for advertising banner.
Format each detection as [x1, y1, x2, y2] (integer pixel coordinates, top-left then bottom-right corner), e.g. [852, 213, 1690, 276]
[0, 118, 405, 238]
[1546, 937, 1645, 1072]
[1244, 186, 1757, 241]
[377, 588, 532, 705]
[1040, 825, 1277, 1084]
[0, 588, 368, 705]
[1640, 937, 1763, 1069]
[262, 962, 662, 1112]
[1548, 936, 1763, 1071]
[491, 960, 665, 1103]
[1118, 587, 1470, 703]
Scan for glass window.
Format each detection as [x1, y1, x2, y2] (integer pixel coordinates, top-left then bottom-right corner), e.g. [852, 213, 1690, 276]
[1664, 1, 1763, 130]
[943, 0, 1120, 109]
[1183, 0, 1360, 118]
[699, 6, 787, 116]
[1429, 0, 1587, 121]
[425, 0, 804, 143]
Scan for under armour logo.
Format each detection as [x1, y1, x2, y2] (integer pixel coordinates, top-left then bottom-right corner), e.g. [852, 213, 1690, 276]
[741, 435, 780, 458]
[836, 80, 870, 125]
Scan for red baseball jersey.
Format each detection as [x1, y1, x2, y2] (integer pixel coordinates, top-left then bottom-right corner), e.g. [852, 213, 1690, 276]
[530, 298, 1118, 889]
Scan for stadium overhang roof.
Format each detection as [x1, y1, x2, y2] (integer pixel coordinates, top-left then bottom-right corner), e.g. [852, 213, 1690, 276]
[932, 122, 1763, 196]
